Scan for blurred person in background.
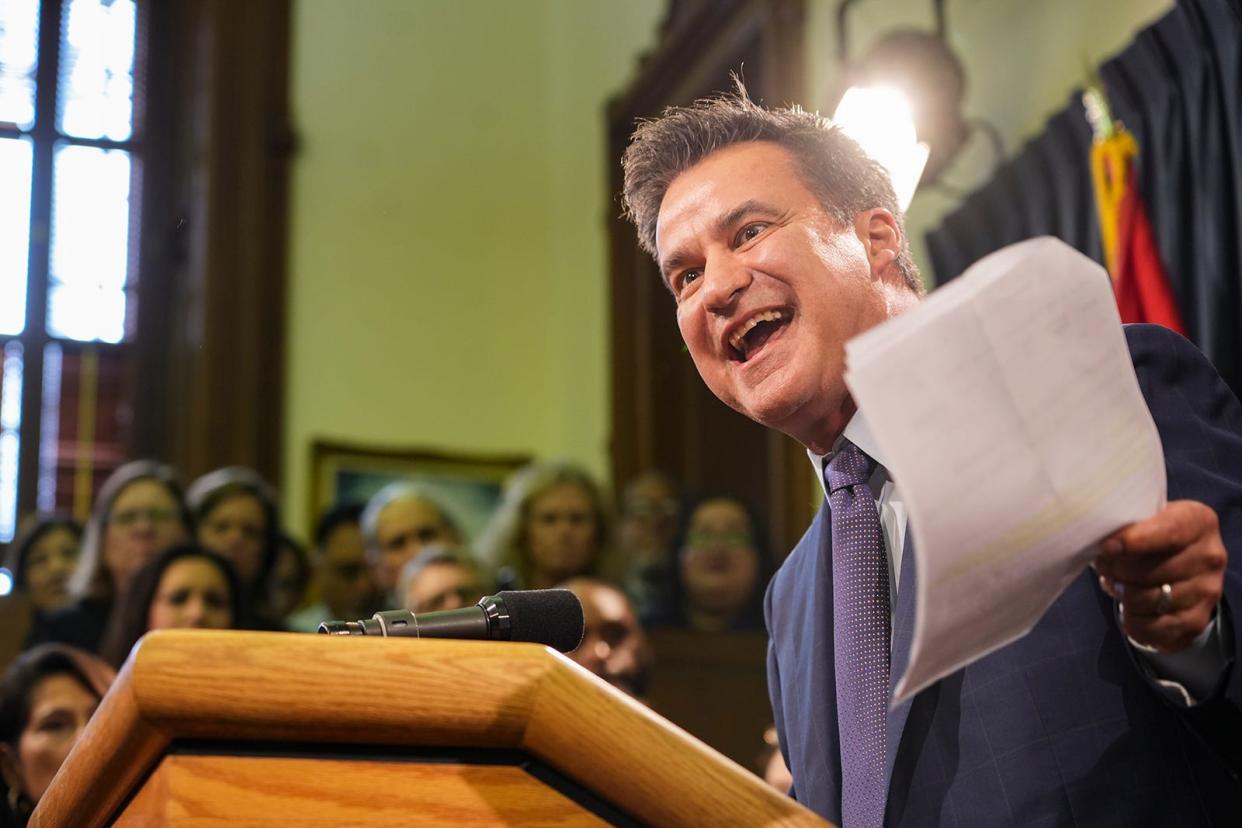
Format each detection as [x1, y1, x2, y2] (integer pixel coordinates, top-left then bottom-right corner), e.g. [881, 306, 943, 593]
[479, 461, 612, 591]
[614, 470, 682, 617]
[560, 577, 652, 699]
[398, 546, 486, 614]
[4, 518, 82, 618]
[31, 461, 193, 654]
[186, 467, 281, 627]
[361, 484, 462, 609]
[286, 503, 376, 631]
[267, 532, 311, 622]
[0, 644, 114, 826]
[98, 546, 244, 669]
[0, 518, 83, 660]
[644, 496, 772, 633]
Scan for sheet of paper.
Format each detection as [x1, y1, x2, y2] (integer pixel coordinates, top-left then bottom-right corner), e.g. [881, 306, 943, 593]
[844, 237, 1166, 704]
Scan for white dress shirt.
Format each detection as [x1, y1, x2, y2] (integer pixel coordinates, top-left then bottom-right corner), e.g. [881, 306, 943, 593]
[810, 412, 1228, 705]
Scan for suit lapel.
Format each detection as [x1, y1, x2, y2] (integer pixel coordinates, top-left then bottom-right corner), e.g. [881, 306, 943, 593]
[884, 526, 918, 800]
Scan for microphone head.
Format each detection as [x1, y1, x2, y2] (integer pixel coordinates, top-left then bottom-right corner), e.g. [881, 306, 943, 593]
[498, 589, 584, 652]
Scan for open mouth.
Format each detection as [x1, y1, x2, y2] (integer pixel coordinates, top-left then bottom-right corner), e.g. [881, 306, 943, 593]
[728, 309, 792, 363]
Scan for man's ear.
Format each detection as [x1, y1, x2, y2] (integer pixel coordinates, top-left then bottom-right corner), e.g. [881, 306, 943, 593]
[854, 209, 902, 279]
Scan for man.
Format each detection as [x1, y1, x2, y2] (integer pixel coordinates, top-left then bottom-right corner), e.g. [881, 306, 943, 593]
[398, 545, 485, 613]
[615, 470, 682, 618]
[560, 576, 653, 698]
[286, 503, 376, 631]
[361, 483, 463, 608]
[621, 86, 1242, 824]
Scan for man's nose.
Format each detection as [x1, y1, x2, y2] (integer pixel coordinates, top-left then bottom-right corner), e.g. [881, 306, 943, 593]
[702, 254, 750, 314]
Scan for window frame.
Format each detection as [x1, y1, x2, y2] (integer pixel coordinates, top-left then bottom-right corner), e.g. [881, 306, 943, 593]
[0, 0, 146, 533]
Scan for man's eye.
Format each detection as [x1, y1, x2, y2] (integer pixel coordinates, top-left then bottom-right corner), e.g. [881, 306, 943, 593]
[736, 223, 767, 245]
[679, 269, 702, 289]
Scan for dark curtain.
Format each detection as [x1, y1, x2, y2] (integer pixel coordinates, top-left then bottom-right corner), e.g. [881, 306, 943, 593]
[925, 0, 1242, 397]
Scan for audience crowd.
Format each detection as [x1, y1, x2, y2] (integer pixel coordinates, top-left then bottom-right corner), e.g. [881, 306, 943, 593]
[0, 456, 787, 821]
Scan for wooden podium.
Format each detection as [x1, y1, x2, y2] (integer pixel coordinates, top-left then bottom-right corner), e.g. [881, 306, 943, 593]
[32, 630, 827, 826]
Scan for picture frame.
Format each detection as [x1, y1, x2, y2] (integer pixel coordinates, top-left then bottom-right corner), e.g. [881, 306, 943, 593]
[308, 440, 531, 543]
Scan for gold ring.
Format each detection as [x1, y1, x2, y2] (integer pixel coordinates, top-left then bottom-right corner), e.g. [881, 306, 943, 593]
[1156, 582, 1173, 614]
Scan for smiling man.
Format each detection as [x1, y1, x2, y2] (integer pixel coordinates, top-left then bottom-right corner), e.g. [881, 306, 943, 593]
[621, 86, 1242, 825]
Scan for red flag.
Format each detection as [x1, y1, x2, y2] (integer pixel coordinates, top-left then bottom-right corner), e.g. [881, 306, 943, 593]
[1087, 103, 1186, 334]
[1112, 157, 1186, 334]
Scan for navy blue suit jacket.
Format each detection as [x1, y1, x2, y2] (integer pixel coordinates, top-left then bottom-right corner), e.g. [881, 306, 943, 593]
[766, 325, 1242, 825]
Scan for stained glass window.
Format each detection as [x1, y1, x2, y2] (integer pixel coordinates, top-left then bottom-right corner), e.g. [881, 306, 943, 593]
[0, 0, 39, 130]
[0, 341, 23, 541]
[0, 0, 141, 539]
[48, 142, 131, 342]
[56, 0, 135, 140]
[0, 135, 32, 336]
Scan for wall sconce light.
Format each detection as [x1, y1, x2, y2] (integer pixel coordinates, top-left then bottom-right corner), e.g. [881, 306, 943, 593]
[832, 86, 929, 210]
[832, 1, 996, 207]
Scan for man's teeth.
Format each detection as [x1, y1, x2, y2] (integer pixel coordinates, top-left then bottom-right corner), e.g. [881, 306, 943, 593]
[730, 310, 786, 354]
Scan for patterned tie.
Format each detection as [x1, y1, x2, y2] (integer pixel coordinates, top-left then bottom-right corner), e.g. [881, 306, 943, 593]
[826, 440, 890, 828]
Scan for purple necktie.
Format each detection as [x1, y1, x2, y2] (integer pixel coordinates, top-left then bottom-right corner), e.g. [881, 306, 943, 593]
[826, 441, 890, 828]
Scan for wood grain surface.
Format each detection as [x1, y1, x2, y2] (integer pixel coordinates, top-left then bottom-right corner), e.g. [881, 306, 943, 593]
[118, 755, 606, 826]
[32, 630, 828, 827]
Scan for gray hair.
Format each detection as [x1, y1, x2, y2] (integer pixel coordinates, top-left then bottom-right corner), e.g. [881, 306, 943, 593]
[359, 482, 461, 551]
[396, 544, 486, 610]
[621, 80, 922, 293]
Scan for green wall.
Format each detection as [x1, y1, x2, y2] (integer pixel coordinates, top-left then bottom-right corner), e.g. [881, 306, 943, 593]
[284, 0, 664, 534]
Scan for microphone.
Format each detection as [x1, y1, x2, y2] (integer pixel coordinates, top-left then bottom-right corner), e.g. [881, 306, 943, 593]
[318, 589, 584, 653]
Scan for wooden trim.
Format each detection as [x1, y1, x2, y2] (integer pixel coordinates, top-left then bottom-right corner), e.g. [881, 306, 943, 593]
[132, 0, 293, 487]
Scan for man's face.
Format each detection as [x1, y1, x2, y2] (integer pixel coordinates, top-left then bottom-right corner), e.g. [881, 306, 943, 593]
[565, 580, 651, 698]
[655, 141, 903, 451]
[403, 561, 482, 613]
[372, 498, 458, 593]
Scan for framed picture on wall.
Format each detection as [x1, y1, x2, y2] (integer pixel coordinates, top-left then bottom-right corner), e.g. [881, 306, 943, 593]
[308, 440, 530, 544]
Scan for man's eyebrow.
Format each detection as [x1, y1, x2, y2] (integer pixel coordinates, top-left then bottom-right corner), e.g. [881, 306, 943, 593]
[714, 199, 781, 237]
[658, 199, 781, 282]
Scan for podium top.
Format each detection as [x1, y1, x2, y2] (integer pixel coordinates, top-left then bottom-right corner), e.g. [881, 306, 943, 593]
[34, 630, 826, 826]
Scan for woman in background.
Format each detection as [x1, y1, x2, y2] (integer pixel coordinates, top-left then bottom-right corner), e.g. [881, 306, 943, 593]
[4, 518, 82, 619]
[30, 461, 193, 653]
[267, 532, 311, 621]
[0, 645, 114, 826]
[185, 467, 281, 627]
[0, 518, 83, 663]
[98, 545, 243, 669]
[644, 496, 772, 633]
[478, 461, 612, 591]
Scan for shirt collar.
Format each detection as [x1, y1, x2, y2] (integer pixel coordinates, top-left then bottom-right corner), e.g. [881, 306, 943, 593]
[808, 410, 889, 500]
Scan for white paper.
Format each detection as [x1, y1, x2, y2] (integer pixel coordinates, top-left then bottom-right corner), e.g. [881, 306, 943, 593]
[844, 237, 1166, 704]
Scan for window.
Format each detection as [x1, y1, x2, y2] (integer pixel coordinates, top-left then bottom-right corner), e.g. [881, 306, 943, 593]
[0, 0, 142, 540]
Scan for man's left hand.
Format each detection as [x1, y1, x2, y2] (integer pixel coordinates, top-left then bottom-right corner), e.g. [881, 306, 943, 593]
[1094, 500, 1227, 653]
